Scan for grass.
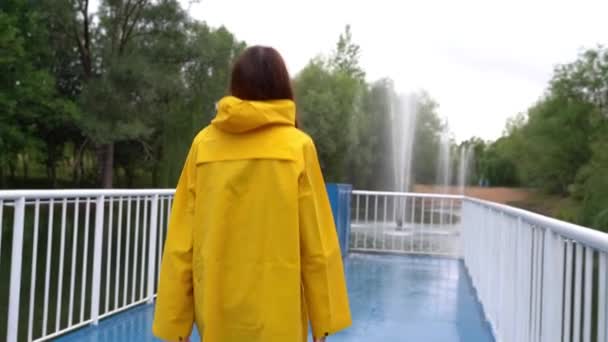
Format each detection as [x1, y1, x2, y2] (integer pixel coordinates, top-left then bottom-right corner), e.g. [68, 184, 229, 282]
[508, 191, 583, 223]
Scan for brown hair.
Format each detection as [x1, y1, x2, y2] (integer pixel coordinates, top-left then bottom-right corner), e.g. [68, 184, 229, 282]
[230, 46, 294, 101]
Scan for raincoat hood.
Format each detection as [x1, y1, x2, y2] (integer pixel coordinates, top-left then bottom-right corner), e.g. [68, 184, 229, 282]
[211, 96, 296, 133]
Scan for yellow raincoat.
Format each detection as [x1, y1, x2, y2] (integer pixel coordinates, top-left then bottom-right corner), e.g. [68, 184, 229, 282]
[153, 96, 351, 341]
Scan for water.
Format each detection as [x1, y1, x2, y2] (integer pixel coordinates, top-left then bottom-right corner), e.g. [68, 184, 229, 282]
[390, 93, 418, 194]
[390, 93, 418, 227]
[457, 146, 474, 195]
[56, 255, 495, 342]
[436, 131, 452, 194]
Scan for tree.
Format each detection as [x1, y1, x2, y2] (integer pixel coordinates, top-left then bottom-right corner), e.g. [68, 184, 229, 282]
[155, 22, 245, 187]
[575, 130, 608, 231]
[0, 0, 79, 187]
[64, 0, 161, 188]
[328, 25, 365, 80]
[478, 137, 520, 187]
[295, 26, 447, 190]
[519, 97, 594, 193]
[551, 47, 608, 117]
[412, 93, 443, 184]
[0, 9, 29, 185]
[295, 60, 347, 180]
[475, 47, 608, 230]
[360, 79, 395, 190]
[2, 0, 248, 189]
[183, 24, 246, 129]
[295, 26, 368, 183]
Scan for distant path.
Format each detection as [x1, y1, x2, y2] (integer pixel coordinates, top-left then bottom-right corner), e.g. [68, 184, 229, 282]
[413, 185, 534, 205]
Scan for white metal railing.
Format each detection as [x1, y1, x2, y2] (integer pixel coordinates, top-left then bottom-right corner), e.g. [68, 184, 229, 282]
[351, 191, 464, 257]
[353, 190, 608, 342]
[0, 189, 175, 342]
[463, 197, 608, 342]
[3, 188, 608, 342]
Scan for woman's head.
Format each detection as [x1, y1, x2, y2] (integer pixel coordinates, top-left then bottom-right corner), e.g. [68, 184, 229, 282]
[230, 46, 294, 101]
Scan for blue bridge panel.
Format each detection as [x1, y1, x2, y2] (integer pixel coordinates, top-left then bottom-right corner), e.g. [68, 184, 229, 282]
[57, 254, 493, 342]
[326, 183, 352, 257]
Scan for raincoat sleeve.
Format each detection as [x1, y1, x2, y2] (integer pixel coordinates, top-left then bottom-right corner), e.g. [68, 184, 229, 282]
[299, 139, 352, 338]
[153, 145, 197, 341]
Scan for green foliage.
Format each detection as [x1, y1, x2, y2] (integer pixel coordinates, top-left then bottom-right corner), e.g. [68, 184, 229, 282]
[328, 25, 365, 81]
[412, 93, 443, 184]
[294, 26, 370, 183]
[519, 97, 594, 193]
[478, 137, 520, 187]
[295, 59, 358, 181]
[0, 0, 80, 186]
[0, 0, 245, 189]
[157, 23, 244, 187]
[4, 10, 446, 192]
[459, 137, 486, 184]
[295, 27, 445, 189]
[361, 79, 395, 190]
[574, 129, 608, 231]
[8, 0, 605, 235]
[184, 24, 246, 127]
[551, 48, 608, 114]
[480, 46, 608, 231]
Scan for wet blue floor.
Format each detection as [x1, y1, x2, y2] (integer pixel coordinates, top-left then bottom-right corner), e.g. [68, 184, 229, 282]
[57, 254, 494, 342]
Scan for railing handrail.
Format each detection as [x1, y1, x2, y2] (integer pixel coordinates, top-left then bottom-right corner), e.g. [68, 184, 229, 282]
[0, 189, 175, 200]
[352, 190, 464, 200]
[464, 196, 608, 253]
[352, 190, 608, 253]
[3, 189, 606, 252]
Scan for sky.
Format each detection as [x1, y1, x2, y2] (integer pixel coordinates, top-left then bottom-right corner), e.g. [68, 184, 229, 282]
[186, 0, 608, 141]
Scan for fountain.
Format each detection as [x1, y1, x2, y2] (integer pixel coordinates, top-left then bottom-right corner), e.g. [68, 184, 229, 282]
[353, 90, 463, 252]
[457, 145, 474, 195]
[436, 130, 452, 228]
[436, 130, 452, 194]
[391, 94, 418, 194]
[390, 93, 418, 227]
[353, 90, 463, 251]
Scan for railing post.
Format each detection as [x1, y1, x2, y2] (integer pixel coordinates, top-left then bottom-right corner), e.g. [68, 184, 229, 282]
[147, 194, 159, 303]
[7, 197, 25, 342]
[541, 230, 554, 342]
[553, 234, 565, 342]
[90, 195, 105, 325]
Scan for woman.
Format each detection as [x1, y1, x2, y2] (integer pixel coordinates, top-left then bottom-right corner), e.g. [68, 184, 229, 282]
[153, 46, 352, 342]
